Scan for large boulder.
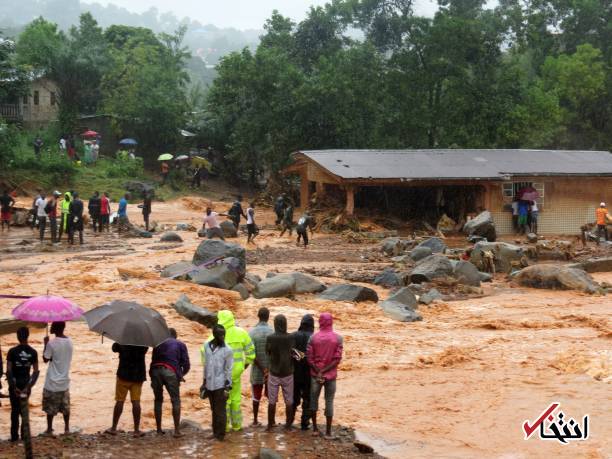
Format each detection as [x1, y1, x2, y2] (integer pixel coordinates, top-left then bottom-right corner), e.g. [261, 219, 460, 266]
[385, 287, 418, 309]
[231, 283, 250, 300]
[463, 211, 496, 241]
[291, 272, 326, 294]
[173, 294, 217, 328]
[253, 275, 296, 299]
[570, 257, 612, 273]
[318, 284, 379, 302]
[189, 264, 239, 290]
[176, 223, 197, 232]
[374, 268, 407, 287]
[453, 260, 481, 287]
[160, 232, 183, 243]
[124, 180, 155, 196]
[415, 237, 446, 254]
[220, 220, 238, 238]
[470, 242, 525, 274]
[410, 246, 433, 262]
[381, 238, 412, 256]
[380, 301, 422, 322]
[515, 264, 598, 293]
[193, 239, 246, 275]
[410, 254, 454, 283]
[161, 261, 196, 279]
[419, 288, 442, 305]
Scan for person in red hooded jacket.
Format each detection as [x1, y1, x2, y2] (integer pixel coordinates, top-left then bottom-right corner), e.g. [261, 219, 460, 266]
[306, 313, 343, 438]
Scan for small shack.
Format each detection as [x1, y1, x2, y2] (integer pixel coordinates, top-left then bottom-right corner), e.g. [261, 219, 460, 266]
[283, 149, 612, 235]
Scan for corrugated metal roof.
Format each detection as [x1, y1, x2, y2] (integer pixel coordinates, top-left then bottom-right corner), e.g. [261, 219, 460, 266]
[298, 149, 612, 180]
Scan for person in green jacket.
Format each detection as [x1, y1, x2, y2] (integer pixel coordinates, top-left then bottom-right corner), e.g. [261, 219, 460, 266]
[201, 310, 255, 432]
[58, 191, 72, 241]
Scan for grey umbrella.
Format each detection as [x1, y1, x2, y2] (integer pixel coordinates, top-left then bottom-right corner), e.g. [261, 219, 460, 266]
[84, 300, 171, 347]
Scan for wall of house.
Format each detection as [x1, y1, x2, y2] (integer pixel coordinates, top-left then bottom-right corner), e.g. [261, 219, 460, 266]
[488, 177, 612, 235]
[21, 78, 59, 129]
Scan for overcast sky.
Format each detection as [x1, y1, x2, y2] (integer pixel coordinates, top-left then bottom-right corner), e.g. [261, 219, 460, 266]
[90, 0, 439, 29]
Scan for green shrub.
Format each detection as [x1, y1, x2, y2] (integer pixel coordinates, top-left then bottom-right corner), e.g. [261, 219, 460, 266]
[104, 156, 144, 178]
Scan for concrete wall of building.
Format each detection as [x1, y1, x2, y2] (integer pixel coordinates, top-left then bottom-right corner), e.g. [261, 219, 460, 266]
[21, 78, 59, 129]
[488, 177, 612, 235]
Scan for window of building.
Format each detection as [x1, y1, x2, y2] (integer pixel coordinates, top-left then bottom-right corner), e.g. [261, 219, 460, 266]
[502, 181, 545, 209]
[33, 91, 39, 105]
[50, 92, 56, 106]
[22, 94, 28, 105]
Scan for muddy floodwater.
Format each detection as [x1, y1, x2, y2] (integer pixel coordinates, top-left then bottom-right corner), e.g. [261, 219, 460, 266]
[0, 197, 610, 458]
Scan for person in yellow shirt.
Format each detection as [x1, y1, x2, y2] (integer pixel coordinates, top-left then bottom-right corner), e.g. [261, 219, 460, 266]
[595, 202, 610, 244]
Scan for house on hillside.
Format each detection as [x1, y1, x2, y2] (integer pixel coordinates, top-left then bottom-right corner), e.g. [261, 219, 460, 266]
[0, 76, 59, 129]
[283, 149, 612, 235]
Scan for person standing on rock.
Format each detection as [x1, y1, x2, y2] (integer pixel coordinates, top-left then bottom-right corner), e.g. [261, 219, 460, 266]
[202, 324, 233, 441]
[308, 312, 343, 439]
[203, 207, 225, 240]
[150, 328, 190, 438]
[34, 192, 48, 243]
[0, 189, 15, 231]
[88, 191, 101, 233]
[595, 202, 610, 244]
[290, 314, 314, 430]
[100, 192, 111, 232]
[105, 343, 147, 437]
[202, 310, 255, 432]
[246, 202, 258, 244]
[248, 307, 273, 426]
[265, 314, 295, 431]
[69, 192, 84, 245]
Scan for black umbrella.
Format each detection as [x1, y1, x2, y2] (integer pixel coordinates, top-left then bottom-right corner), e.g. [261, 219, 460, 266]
[84, 300, 170, 347]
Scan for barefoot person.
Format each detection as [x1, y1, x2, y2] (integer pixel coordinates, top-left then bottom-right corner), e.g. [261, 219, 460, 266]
[202, 324, 233, 441]
[42, 321, 73, 436]
[249, 307, 273, 426]
[246, 202, 258, 244]
[265, 314, 295, 431]
[150, 328, 190, 437]
[6, 327, 39, 442]
[308, 313, 343, 439]
[106, 343, 148, 437]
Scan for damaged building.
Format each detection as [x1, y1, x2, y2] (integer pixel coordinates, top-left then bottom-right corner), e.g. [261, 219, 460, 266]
[283, 149, 612, 235]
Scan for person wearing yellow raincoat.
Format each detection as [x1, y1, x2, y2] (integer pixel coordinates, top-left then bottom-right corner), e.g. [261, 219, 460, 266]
[201, 310, 255, 432]
[58, 191, 72, 241]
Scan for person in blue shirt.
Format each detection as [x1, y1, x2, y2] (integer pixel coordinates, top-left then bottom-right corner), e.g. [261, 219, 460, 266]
[117, 193, 130, 232]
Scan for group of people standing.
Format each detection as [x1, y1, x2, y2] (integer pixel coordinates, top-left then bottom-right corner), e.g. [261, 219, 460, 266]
[1, 309, 342, 444]
[511, 198, 539, 234]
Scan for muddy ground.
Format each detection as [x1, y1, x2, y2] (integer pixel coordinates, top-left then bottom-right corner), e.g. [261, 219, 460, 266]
[0, 196, 610, 458]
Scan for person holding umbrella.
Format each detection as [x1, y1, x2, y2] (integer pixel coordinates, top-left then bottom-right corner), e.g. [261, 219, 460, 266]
[42, 321, 73, 436]
[105, 343, 147, 437]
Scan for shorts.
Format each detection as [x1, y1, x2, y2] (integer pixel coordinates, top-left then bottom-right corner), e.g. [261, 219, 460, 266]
[150, 366, 180, 406]
[1, 210, 10, 221]
[100, 214, 109, 225]
[252, 384, 265, 402]
[518, 215, 528, 226]
[267, 374, 293, 405]
[42, 389, 70, 416]
[247, 224, 257, 236]
[115, 378, 143, 402]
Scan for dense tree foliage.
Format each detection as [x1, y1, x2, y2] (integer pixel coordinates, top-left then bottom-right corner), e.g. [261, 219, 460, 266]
[202, 0, 612, 183]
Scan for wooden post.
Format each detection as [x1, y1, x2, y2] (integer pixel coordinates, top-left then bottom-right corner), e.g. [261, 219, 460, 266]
[316, 181, 326, 197]
[300, 172, 310, 210]
[345, 185, 355, 215]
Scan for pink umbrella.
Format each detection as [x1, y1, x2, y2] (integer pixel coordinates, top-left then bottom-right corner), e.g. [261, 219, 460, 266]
[12, 295, 83, 323]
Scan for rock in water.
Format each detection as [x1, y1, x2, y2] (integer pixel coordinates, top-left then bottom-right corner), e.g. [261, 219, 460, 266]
[385, 287, 418, 309]
[173, 294, 217, 328]
[463, 211, 496, 242]
[415, 237, 447, 254]
[381, 301, 422, 322]
[176, 223, 196, 231]
[161, 261, 196, 279]
[318, 284, 378, 302]
[569, 257, 612, 273]
[160, 232, 183, 243]
[515, 264, 598, 293]
[526, 232, 538, 243]
[231, 283, 250, 300]
[453, 260, 481, 286]
[253, 275, 296, 299]
[189, 264, 239, 290]
[410, 246, 433, 262]
[470, 242, 524, 273]
[197, 228, 206, 238]
[354, 441, 375, 454]
[220, 220, 238, 238]
[410, 254, 454, 283]
[381, 238, 412, 256]
[258, 448, 283, 459]
[374, 268, 405, 287]
[193, 239, 246, 275]
[419, 288, 442, 305]
[291, 272, 326, 293]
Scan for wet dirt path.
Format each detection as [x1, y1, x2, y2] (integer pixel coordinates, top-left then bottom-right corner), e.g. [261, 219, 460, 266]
[0, 197, 610, 458]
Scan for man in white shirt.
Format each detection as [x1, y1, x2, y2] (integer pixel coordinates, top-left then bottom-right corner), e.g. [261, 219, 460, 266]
[511, 198, 519, 233]
[203, 207, 225, 241]
[35, 192, 48, 242]
[59, 137, 67, 151]
[246, 202, 258, 244]
[530, 200, 539, 234]
[42, 321, 73, 436]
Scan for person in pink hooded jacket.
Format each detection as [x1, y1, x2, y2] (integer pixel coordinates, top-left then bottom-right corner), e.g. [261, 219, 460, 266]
[306, 312, 343, 438]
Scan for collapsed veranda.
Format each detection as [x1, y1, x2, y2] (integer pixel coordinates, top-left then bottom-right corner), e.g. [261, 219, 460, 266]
[284, 149, 612, 235]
